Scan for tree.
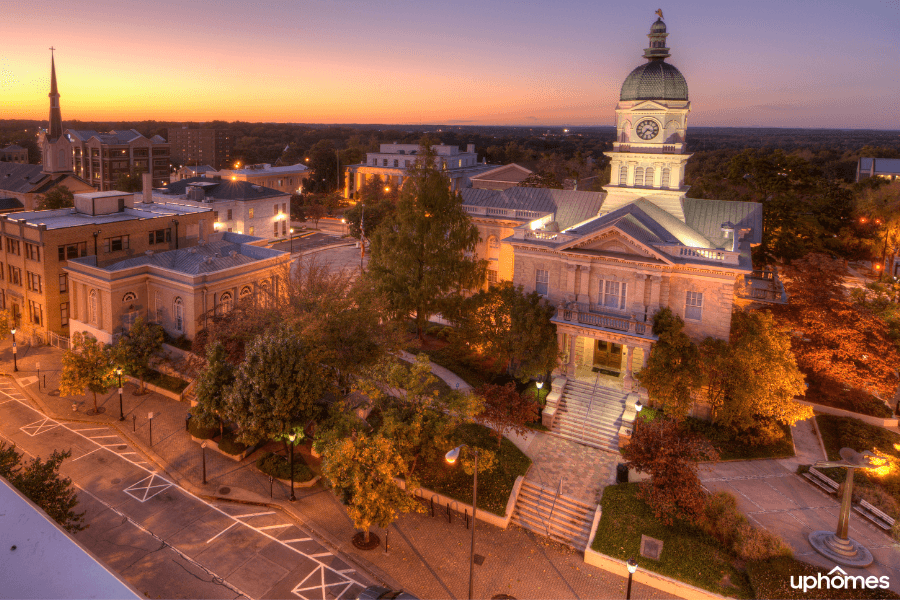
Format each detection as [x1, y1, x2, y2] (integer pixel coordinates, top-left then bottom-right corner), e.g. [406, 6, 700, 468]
[344, 175, 397, 239]
[306, 203, 326, 228]
[473, 383, 538, 447]
[35, 185, 74, 210]
[448, 281, 558, 380]
[59, 332, 116, 414]
[113, 168, 145, 193]
[0, 443, 86, 533]
[320, 433, 423, 543]
[519, 171, 564, 189]
[192, 341, 235, 437]
[114, 316, 164, 394]
[367, 142, 486, 340]
[857, 181, 900, 274]
[224, 325, 332, 446]
[620, 417, 718, 525]
[635, 308, 703, 418]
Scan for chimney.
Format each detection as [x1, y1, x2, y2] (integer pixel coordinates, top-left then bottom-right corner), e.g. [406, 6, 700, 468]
[142, 173, 153, 203]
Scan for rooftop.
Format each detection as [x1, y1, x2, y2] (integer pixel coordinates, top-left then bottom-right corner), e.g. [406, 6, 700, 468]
[225, 163, 308, 176]
[5, 199, 211, 230]
[859, 157, 900, 175]
[161, 177, 286, 201]
[1, 144, 26, 152]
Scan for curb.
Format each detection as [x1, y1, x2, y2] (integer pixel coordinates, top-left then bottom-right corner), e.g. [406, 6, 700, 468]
[5, 374, 403, 592]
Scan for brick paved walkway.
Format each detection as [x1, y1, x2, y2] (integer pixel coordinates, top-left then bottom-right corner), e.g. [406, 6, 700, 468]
[1, 340, 676, 599]
[523, 433, 619, 505]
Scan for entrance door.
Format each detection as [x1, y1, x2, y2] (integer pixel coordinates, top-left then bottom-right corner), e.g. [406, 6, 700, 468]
[593, 340, 622, 371]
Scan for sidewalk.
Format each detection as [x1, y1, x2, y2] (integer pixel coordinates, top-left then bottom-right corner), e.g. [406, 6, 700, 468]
[1, 340, 671, 600]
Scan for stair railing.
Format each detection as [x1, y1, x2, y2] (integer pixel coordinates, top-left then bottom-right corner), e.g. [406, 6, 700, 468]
[581, 371, 601, 444]
[546, 477, 563, 537]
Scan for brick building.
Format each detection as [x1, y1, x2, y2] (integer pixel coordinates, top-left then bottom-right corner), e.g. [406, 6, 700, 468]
[167, 128, 234, 170]
[0, 145, 29, 164]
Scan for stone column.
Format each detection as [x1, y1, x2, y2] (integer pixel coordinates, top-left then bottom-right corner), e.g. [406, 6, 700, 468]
[622, 344, 633, 392]
[567, 333, 578, 377]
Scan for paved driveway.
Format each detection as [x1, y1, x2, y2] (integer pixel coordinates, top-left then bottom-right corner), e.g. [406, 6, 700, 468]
[0, 380, 370, 600]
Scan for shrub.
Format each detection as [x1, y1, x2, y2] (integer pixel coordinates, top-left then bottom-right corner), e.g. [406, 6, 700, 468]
[187, 417, 217, 440]
[218, 431, 248, 455]
[842, 482, 900, 520]
[255, 451, 313, 483]
[701, 492, 792, 561]
[747, 555, 900, 599]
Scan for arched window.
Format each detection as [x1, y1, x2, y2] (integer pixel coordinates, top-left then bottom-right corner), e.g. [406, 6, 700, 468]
[661, 168, 671, 188]
[219, 291, 233, 314]
[633, 167, 644, 187]
[619, 165, 627, 185]
[239, 286, 252, 301]
[174, 297, 184, 332]
[487, 236, 500, 261]
[259, 281, 271, 308]
[89, 290, 98, 325]
[154, 291, 162, 322]
[122, 292, 137, 304]
[645, 167, 655, 187]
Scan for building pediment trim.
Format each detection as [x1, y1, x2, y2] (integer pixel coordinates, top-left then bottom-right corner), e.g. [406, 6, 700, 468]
[555, 224, 674, 265]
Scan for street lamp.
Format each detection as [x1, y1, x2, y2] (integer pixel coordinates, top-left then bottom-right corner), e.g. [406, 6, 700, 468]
[635, 399, 643, 413]
[201, 442, 208, 485]
[287, 431, 298, 502]
[536, 375, 544, 390]
[10, 327, 16, 372]
[445, 444, 479, 600]
[116, 367, 124, 421]
[148, 412, 154, 447]
[626, 558, 638, 600]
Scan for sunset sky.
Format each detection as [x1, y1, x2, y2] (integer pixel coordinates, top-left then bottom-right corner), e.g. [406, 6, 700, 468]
[1, 0, 897, 128]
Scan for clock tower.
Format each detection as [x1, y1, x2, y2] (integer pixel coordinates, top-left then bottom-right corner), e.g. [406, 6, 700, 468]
[602, 15, 692, 221]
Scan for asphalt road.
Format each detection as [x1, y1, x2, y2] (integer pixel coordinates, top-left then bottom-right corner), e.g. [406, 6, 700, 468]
[0, 380, 371, 600]
[271, 232, 350, 254]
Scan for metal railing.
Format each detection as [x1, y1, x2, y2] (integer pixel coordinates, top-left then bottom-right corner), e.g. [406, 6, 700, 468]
[546, 478, 564, 537]
[556, 306, 651, 338]
[580, 371, 601, 445]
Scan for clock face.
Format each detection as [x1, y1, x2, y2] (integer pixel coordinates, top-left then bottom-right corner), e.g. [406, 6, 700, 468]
[636, 119, 660, 141]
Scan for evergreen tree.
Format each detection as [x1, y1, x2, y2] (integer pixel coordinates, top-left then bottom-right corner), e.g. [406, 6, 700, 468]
[192, 341, 235, 437]
[367, 142, 485, 339]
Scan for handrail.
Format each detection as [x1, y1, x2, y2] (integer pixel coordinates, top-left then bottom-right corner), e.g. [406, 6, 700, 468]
[581, 371, 601, 444]
[546, 477, 564, 537]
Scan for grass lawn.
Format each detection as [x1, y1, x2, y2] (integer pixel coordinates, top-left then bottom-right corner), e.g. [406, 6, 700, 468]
[804, 374, 893, 418]
[592, 483, 754, 598]
[682, 417, 795, 460]
[414, 422, 531, 516]
[746, 556, 900, 599]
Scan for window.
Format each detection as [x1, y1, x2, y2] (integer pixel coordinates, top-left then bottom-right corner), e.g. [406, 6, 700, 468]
[619, 165, 627, 185]
[227, 209, 232, 220]
[89, 290, 98, 325]
[685, 291, 703, 321]
[58, 242, 87, 261]
[282, 203, 286, 214]
[154, 291, 162, 322]
[274, 221, 278, 236]
[282, 220, 286, 236]
[249, 226, 255, 235]
[28, 300, 42, 326]
[103, 235, 129, 253]
[487, 269, 499, 286]
[248, 208, 254, 219]
[405, 160, 410, 167]
[0, 262, 4, 280]
[174, 297, 184, 331]
[661, 168, 671, 188]
[239, 286, 252, 302]
[633, 167, 644, 187]
[0, 290, 5, 310]
[601, 280, 627, 310]
[274, 204, 279, 216]
[382, 159, 388, 167]
[219, 291, 233, 314]
[6, 238, 20, 255]
[59, 273, 68, 293]
[122, 292, 137, 304]
[8, 266, 21, 286]
[645, 167, 654, 187]
[26, 271, 42, 293]
[24, 243, 40, 261]
[393, 160, 398, 167]
[535, 269, 549, 296]
[148, 228, 171, 245]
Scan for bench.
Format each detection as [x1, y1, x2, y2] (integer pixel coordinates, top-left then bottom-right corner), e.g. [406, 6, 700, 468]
[853, 499, 896, 532]
[802, 467, 839, 495]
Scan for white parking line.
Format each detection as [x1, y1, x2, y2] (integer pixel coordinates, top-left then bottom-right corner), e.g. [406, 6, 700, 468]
[231, 511, 276, 519]
[89, 435, 122, 439]
[70, 427, 109, 432]
[72, 448, 101, 461]
[206, 522, 238, 544]
[282, 538, 312, 543]
[257, 524, 292, 531]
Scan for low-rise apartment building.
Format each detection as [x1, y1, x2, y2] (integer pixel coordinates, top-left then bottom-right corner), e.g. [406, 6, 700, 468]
[217, 163, 309, 195]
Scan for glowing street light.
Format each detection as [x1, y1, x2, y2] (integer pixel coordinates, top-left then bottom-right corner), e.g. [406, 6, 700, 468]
[445, 444, 479, 600]
[626, 558, 638, 599]
[10, 327, 17, 372]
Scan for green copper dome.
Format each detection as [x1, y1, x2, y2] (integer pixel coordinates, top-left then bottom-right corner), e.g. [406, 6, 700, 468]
[619, 16, 688, 101]
[620, 61, 688, 101]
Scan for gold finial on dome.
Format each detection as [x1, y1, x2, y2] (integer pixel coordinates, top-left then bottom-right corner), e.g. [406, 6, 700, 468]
[655, 8, 663, 20]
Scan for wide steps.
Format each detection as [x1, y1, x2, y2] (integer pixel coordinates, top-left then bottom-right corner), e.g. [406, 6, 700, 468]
[511, 482, 595, 550]
[549, 380, 628, 452]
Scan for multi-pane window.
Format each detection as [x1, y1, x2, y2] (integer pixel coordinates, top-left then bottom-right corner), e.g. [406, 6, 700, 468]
[219, 292, 233, 314]
[103, 235, 129, 253]
[274, 222, 278, 236]
[249, 226, 255, 235]
[382, 159, 388, 167]
[58, 242, 86, 261]
[487, 269, 499, 286]
[24, 243, 40, 261]
[59, 273, 68, 293]
[89, 290, 98, 324]
[8, 266, 21, 286]
[148, 229, 171, 245]
[174, 297, 184, 331]
[661, 168, 671, 188]
[282, 221, 286, 236]
[633, 167, 644, 187]
[26, 271, 42, 293]
[645, 167, 654, 187]
[6, 238, 20, 255]
[273, 204, 279, 216]
[601, 280, 627, 310]
[60, 302, 69, 326]
[535, 269, 549, 296]
[282, 203, 286, 214]
[227, 209, 232, 220]
[248, 208, 254, 219]
[0, 261, 4, 280]
[685, 291, 703, 321]
[28, 300, 42, 326]
[619, 165, 627, 185]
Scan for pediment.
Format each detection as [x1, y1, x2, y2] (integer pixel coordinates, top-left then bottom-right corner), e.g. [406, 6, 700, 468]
[629, 100, 670, 111]
[559, 225, 672, 264]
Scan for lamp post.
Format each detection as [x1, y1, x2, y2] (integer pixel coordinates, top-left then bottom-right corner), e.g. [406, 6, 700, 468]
[626, 558, 638, 600]
[116, 367, 124, 421]
[201, 442, 207, 485]
[359, 202, 365, 271]
[148, 412, 154, 447]
[446, 444, 479, 600]
[10, 327, 17, 372]
[536, 375, 544, 390]
[289, 227, 294, 255]
[287, 432, 297, 502]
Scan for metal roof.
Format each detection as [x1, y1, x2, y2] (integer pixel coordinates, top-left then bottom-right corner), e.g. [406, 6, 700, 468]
[0, 163, 49, 193]
[1, 144, 26, 152]
[162, 177, 286, 201]
[228, 163, 308, 176]
[859, 157, 900, 175]
[683, 198, 762, 247]
[460, 187, 605, 230]
[620, 61, 688, 101]
[97, 235, 283, 275]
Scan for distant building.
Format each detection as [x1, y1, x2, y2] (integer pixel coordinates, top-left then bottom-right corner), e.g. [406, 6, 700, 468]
[168, 128, 234, 170]
[0, 162, 94, 211]
[65, 231, 289, 344]
[156, 176, 292, 240]
[170, 165, 217, 182]
[469, 164, 533, 190]
[0, 187, 213, 339]
[857, 158, 900, 183]
[343, 143, 495, 199]
[217, 163, 309, 195]
[0, 145, 29, 164]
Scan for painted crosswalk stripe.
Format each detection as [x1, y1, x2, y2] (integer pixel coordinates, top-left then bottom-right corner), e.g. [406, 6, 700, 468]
[257, 524, 292, 530]
[206, 522, 237, 543]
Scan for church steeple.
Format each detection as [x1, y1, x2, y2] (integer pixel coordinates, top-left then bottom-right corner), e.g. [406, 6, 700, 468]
[48, 48, 63, 141]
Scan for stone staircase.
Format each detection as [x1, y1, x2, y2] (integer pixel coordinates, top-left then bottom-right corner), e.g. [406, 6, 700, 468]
[551, 379, 628, 452]
[511, 480, 596, 551]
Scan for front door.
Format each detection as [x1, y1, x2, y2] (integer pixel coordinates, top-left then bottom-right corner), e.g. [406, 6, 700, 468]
[593, 340, 622, 371]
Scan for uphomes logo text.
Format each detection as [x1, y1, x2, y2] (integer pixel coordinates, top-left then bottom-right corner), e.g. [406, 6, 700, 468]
[790, 566, 889, 593]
